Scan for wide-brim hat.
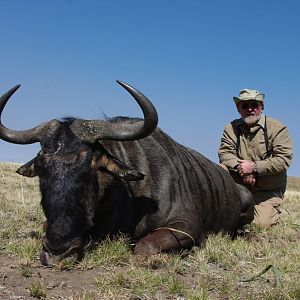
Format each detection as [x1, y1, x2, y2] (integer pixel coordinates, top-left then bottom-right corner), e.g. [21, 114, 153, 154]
[233, 89, 265, 104]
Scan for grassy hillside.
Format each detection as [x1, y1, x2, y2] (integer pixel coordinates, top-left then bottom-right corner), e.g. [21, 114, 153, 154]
[0, 162, 299, 299]
[287, 176, 300, 191]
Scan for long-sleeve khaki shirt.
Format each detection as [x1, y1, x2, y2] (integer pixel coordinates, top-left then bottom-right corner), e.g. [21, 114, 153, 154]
[218, 114, 293, 198]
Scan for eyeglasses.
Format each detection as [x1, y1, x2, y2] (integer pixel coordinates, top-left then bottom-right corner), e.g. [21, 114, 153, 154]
[240, 102, 261, 110]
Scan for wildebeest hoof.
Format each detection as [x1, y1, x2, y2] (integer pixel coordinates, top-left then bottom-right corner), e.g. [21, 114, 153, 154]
[134, 241, 159, 256]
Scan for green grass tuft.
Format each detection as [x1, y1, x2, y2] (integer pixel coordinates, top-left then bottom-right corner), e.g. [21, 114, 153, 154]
[29, 280, 47, 299]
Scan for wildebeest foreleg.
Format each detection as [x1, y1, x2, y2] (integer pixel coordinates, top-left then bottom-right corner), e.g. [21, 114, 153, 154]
[133, 228, 195, 256]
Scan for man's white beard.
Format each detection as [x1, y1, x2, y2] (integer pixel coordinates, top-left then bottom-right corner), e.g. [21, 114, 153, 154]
[242, 114, 261, 126]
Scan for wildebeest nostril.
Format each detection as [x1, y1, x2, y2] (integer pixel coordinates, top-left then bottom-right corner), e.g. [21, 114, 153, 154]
[42, 236, 71, 255]
[40, 236, 83, 266]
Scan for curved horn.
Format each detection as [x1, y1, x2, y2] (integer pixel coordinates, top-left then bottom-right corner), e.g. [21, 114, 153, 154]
[0, 85, 49, 144]
[70, 80, 158, 142]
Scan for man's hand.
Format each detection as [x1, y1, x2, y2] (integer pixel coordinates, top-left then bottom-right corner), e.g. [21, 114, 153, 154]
[237, 160, 255, 176]
[236, 160, 256, 187]
[242, 173, 256, 187]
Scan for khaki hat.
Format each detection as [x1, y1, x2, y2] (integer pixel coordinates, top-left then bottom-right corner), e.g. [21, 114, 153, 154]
[233, 89, 265, 104]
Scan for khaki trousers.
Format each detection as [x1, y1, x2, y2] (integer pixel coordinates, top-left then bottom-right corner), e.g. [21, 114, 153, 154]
[252, 196, 283, 227]
[219, 164, 283, 228]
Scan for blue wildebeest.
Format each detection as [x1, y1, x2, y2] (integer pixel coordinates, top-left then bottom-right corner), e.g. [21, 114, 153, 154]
[0, 81, 254, 265]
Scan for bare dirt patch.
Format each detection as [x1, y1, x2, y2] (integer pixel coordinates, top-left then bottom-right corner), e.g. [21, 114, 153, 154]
[0, 251, 100, 300]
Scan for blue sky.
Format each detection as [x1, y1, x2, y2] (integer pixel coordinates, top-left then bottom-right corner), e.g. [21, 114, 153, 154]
[0, 0, 299, 176]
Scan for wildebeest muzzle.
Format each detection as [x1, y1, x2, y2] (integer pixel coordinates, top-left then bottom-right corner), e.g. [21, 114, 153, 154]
[40, 235, 84, 266]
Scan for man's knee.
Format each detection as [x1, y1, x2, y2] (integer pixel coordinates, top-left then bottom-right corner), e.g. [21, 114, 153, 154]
[253, 197, 282, 227]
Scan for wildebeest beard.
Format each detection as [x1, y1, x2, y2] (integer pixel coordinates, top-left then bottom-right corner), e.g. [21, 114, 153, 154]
[36, 123, 97, 259]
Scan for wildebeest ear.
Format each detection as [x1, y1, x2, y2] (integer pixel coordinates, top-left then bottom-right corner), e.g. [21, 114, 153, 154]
[16, 157, 37, 177]
[93, 153, 145, 181]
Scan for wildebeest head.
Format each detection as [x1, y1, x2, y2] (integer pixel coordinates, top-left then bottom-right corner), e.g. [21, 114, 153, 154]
[0, 81, 158, 265]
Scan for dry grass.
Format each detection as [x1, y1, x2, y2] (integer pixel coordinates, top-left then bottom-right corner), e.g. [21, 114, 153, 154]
[288, 176, 300, 191]
[0, 161, 299, 299]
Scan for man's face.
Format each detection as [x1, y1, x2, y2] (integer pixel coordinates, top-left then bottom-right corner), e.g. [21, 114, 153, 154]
[237, 100, 263, 126]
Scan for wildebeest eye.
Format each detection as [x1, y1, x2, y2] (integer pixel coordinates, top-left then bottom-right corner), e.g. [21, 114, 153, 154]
[79, 149, 89, 159]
